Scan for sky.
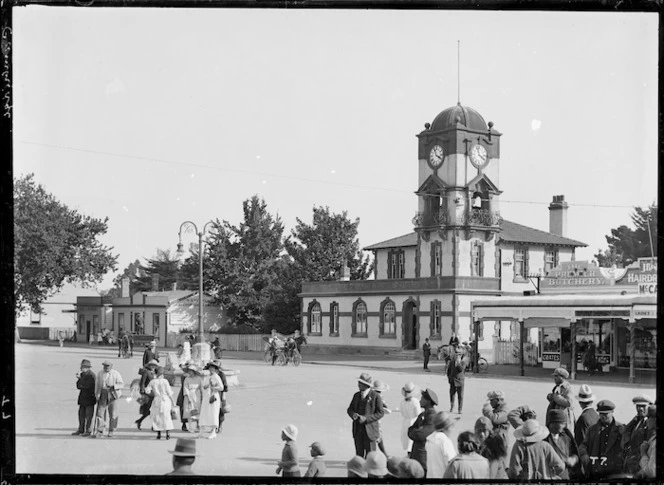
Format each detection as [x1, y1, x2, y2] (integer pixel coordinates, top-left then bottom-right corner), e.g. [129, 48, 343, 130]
[12, 7, 659, 290]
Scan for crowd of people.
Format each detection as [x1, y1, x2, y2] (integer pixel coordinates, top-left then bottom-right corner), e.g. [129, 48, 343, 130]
[71, 339, 655, 478]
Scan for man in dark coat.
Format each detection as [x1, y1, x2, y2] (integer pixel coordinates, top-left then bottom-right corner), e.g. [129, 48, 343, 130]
[346, 372, 385, 457]
[72, 359, 96, 436]
[573, 384, 599, 448]
[545, 409, 581, 480]
[482, 390, 509, 446]
[621, 394, 653, 475]
[578, 399, 625, 479]
[422, 338, 431, 371]
[446, 353, 466, 414]
[546, 367, 575, 428]
[407, 388, 438, 474]
[142, 340, 159, 367]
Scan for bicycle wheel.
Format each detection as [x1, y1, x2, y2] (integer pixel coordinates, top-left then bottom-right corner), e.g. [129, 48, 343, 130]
[277, 353, 287, 366]
[478, 357, 489, 372]
[292, 352, 301, 367]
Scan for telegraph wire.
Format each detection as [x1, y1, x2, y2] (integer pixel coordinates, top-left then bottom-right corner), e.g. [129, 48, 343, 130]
[17, 140, 644, 210]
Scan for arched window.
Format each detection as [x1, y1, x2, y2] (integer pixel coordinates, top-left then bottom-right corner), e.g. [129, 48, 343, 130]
[382, 301, 396, 336]
[352, 300, 368, 336]
[329, 302, 339, 336]
[309, 301, 322, 334]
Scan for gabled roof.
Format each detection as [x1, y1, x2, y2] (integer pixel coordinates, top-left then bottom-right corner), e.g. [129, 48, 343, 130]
[416, 174, 448, 195]
[140, 290, 197, 304]
[467, 173, 502, 194]
[363, 219, 587, 250]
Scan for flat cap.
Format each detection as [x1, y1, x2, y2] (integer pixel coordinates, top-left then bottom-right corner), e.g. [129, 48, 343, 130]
[597, 399, 616, 413]
[632, 395, 654, 406]
[422, 388, 439, 406]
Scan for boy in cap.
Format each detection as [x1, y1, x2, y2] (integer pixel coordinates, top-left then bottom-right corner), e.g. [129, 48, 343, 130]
[544, 409, 581, 480]
[276, 424, 300, 477]
[578, 399, 625, 479]
[346, 372, 385, 457]
[407, 388, 439, 474]
[72, 359, 96, 436]
[166, 438, 197, 475]
[482, 390, 509, 446]
[546, 367, 575, 428]
[574, 384, 599, 448]
[303, 441, 326, 477]
[347, 455, 368, 478]
[621, 394, 654, 475]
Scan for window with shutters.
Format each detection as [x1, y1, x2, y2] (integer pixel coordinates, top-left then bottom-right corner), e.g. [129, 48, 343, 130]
[388, 249, 405, 279]
[471, 240, 484, 277]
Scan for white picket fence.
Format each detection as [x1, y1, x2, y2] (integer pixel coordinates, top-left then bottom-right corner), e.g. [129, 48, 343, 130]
[218, 334, 267, 352]
[493, 340, 539, 366]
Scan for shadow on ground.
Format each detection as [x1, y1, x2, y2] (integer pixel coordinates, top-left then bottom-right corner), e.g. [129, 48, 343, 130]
[237, 456, 350, 470]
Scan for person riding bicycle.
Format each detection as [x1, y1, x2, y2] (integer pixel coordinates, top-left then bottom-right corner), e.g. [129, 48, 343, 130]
[268, 333, 281, 366]
[284, 338, 297, 362]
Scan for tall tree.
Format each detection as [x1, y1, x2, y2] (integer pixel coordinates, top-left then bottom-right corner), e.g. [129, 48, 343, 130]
[594, 203, 658, 267]
[204, 196, 284, 331]
[133, 249, 184, 292]
[14, 174, 118, 315]
[104, 259, 143, 298]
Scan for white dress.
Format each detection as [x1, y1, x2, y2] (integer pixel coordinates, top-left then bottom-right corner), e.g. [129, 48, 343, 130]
[198, 373, 223, 430]
[145, 376, 174, 431]
[400, 397, 422, 452]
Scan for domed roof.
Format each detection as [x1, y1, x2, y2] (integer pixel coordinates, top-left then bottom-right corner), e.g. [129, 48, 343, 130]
[430, 103, 488, 132]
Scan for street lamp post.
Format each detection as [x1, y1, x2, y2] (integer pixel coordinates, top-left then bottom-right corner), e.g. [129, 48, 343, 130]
[176, 220, 214, 365]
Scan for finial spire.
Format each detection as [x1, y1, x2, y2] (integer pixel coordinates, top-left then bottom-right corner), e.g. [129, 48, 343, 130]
[457, 40, 461, 105]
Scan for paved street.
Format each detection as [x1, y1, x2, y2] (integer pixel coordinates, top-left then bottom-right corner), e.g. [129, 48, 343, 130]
[15, 342, 656, 476]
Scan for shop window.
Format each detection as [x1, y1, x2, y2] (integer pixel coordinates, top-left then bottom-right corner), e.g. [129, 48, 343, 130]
[471, 240, 484, 277]
[153, 313, 160, 338]
[329, 302, 339, 336]
[430, 300, 441, 338]
[308, 302, 322, 335]
[380, 300, 396, 336]
[388, 250, 405, 279]
[618, 323, 656, 368]
[431, 241, 442, 276]
[352, 300, 368, 336]
[514, 247, 528, 281]
[544, 249, 559, 274]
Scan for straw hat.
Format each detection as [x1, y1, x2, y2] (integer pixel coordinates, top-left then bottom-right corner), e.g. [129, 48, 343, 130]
[401, 382, 418, 397]
[514, 419, 550, 442]
[347, 456, 367, 478]
[365, 451, 388, 476]
[282, 424, 298, 441]
[576, 384, 596, 403]
[372, 380, 389, 392]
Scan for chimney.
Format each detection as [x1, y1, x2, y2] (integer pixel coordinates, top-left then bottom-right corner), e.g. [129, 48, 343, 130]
[548, 195, 568, 237]
[340, 262, 351, 281]
[152, 273, 160, 291]
[121, 277, 130, 298]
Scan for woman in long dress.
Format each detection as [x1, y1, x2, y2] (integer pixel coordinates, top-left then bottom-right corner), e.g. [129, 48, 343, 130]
[182, 365, 203, 434]
[400, 382, 422, 456]
[144, 366, 176, 440]
[198, 362, 224, 439]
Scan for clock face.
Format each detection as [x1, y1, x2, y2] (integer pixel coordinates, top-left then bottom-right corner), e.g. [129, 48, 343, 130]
[429, 145, 444, 168]
[469, 144, 488, 168]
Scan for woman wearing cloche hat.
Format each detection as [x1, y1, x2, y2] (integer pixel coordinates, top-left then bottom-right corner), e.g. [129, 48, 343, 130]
[399, 382, 422, 455]
[508, 419, 566, 480]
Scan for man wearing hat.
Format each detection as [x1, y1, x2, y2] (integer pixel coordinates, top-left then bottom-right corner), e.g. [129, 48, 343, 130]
[578, 399, 625, 479]
[407, 388, 439, 473]
[507, 404, 537, 429]
[94, 360, 124, 438]
[446, 352, 466, 414]
[422, 337, 431, 371]
[425, 411, 459, 478]
[574, 384, 599, 448]
[135, 358, 159, 430]
[546, 368, 575, 428]
[544, 409, 581, 479]
[166, 438, 198, 475]
[346, 372, 385, 457]
[142, 340, 160, 367]
[72, 359, 96, 436]
[303, 441, 326, 477]
[637, 404, 656, 478]
[621, 394, 654, 475]
[482, 390, 509, 446]
[508, 419, 565, 479]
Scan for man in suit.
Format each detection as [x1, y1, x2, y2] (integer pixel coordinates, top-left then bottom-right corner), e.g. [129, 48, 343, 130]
[578, 399, 625, 479]
[422, 338, 431, 371]
[446, 353, 466, 414]
[546, 368, 575, 428]
[407, 388, 439, 474]
[574, 385, 599, 448]
[621, 394, 654, 476]
[72, 359, 96, 436]
[346, 372, 385, 457]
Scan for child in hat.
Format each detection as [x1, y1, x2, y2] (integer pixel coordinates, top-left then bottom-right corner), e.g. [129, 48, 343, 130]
[399, 382, 422, 455]
[372, 380, 391, 456]
[303, 441, 326, 477]
[347, 455, 368, 478]
[276, 424, 300, 477]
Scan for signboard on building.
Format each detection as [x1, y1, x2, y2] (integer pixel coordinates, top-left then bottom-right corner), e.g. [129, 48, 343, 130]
[616, 257, 657, 295]
[541, 261, 610, 290]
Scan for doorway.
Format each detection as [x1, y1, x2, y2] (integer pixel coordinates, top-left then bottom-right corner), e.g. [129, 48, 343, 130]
[402, 301, 418, 350]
